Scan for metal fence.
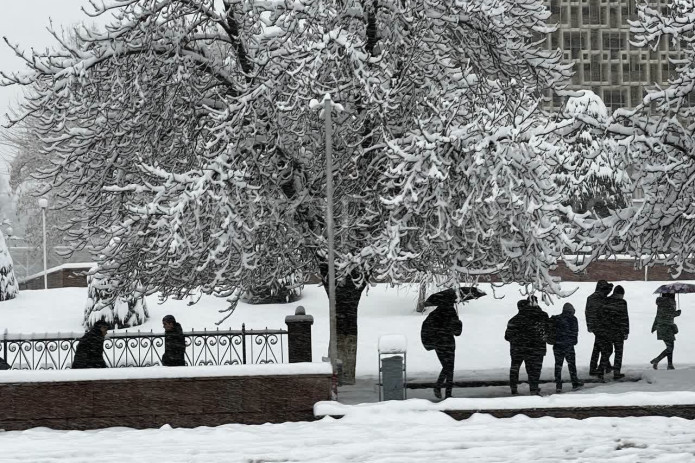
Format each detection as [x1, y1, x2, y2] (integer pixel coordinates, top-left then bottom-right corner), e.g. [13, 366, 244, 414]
[0, 324, 287, 370]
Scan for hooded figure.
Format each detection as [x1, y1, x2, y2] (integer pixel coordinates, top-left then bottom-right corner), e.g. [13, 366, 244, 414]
[550, 303, 582, 392]
[420, 295, 463, 399]
[600, 285, 629, 379]
[72, 320, 108, 369]
[650, 293, 681, 370]
[585, 280, 613, 376]
[162, 315, 186, 366]
[505, 299, 549, 395]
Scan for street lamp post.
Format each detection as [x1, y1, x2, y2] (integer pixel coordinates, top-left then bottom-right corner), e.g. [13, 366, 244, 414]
[310, 94, 343, 400]
[38, 198, 48, 289]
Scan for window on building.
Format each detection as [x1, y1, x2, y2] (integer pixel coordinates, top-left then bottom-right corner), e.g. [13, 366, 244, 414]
[604, 89, 626, 110]
[571, 6, 580, 27]
[611, 63, 621, 84]
[588, 0, 601, 24]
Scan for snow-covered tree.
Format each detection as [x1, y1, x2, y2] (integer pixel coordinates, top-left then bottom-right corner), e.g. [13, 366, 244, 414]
[568, 1, 695, 274]
[1, 0, 581, 382]
[84, 266, 148, 329]
[549, 90, 632, 218]
[0, 229, 18, 301]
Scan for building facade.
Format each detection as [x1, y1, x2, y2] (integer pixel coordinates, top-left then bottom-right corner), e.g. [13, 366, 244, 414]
[545, 0, 679, 111]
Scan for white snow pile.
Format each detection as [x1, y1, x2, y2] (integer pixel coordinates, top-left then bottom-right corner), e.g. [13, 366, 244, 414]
[565, 89, 609, 121]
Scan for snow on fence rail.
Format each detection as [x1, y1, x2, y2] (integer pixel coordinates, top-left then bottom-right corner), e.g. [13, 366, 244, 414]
[0, 324, 287, 370]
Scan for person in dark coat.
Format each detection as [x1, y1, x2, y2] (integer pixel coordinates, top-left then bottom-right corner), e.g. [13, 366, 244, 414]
[585, 280, 613, 375]
[421, 300, 462, 399]
[505, 299, 549, 395]
[600, 285, 629, 379]
[551, 303, 583, 392]
[650, 293, 681, 370]
[162, 315, 186, 367]
[72, 320, 108, 369]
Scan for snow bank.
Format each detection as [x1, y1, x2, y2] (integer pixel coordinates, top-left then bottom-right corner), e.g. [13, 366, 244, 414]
[315, 390, 695, 416]
[0, 362, 332, 383]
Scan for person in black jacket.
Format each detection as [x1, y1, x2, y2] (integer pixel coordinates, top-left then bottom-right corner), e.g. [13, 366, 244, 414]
[550, 303, 583, 392]
[585, 280, 613, 375]
[72, 320, 108, 369]
[421, 300, 462, 399]
[601, 285, 629, 380]
[162, 315, 186, 366]
[505, 299, 549, 396]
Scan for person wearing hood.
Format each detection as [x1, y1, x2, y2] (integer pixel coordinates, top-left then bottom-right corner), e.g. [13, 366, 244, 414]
[550, 303, 583, 392]
[585, 280, 613, 375]
[72, 320, 109, 369]
[600, 285, 629, 380]
[162, 315, 186, 366]
[505, 298, 549, 396]
[650, 293, 681, 370]
[420, 294, 463, 399]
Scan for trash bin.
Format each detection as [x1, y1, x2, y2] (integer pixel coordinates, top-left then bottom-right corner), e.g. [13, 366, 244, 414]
[378, 334, 407, 401]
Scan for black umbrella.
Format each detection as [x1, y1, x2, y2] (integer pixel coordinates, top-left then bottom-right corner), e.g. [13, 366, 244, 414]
[654, 283, 695, 294]
[424, 287, 487, 307]
[654, 282, 695, 310]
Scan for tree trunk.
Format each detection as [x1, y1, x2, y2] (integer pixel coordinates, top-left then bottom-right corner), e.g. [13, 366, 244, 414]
[319, 265, 366, 385]
[416, 281, 427, 313]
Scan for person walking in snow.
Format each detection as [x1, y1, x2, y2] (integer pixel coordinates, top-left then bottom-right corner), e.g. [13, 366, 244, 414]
[505, 298, 549, 396]
[162, 315, 186, 366]
[585, 280, 613, 375]
[550, 303, 583, 392]
[650, 293, 681, 370]
[72, 320, 109, 369]
[420, 292, 465, 399]
[600, 285, 629, 380]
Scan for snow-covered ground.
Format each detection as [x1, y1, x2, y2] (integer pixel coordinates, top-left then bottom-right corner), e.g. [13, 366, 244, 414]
[3, 281, 695, 461]
[3, 280, 694, 383]
[3, 412, 695, 462]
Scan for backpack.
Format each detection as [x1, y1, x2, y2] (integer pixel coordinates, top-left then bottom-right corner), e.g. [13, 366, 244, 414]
[420, 310, 438, 351]
[546, 315, 558, 345]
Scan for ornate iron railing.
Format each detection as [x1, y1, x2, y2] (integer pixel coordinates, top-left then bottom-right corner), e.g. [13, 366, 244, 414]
[0, 324, 287, 370]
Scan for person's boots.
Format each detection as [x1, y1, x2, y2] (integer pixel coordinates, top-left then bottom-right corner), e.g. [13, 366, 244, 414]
[667, 364, 675, 370]
[510, 387, 518, 396]
[572, 381, 584, 391]
[613, 370, 625, 380]
[433, 387, 442, 399]
[555, 384, 562, 393]
[650, 358, 659, 370]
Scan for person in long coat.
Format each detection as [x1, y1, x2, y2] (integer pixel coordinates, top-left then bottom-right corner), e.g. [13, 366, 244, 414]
[599, 285, 630, 380]
[551, 302, 583, 392]
[585, 280, 613, 375]
[421, 297, 463, 399]
[651, 293, 681, 370]
[162, 315, 186, 367]
[72, 320, 108, 369]
[505, 299, 549, 395]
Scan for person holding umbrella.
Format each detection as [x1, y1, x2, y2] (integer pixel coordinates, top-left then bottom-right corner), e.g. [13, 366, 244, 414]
[651, 292, 681, 370]
[420, 286, 486, 399]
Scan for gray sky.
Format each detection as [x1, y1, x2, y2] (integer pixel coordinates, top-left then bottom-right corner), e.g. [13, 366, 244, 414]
[0, 0, 96, 137]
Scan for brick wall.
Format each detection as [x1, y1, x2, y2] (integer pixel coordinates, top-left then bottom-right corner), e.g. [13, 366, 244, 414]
[19, 267, 90, 290]
[0, 373, 331, 430]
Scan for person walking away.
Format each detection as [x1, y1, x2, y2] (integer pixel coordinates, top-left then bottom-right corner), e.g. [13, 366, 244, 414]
[585, 280, 613, 375]
[162, 315, 186, 366]
[550, 303, 583, 392]
[420, 299, 463, 399]
[505, 299, 549, 395]
[72, 320, 109, 369]
[602, 285, 629, 380]
[651, 293, 680, 370]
